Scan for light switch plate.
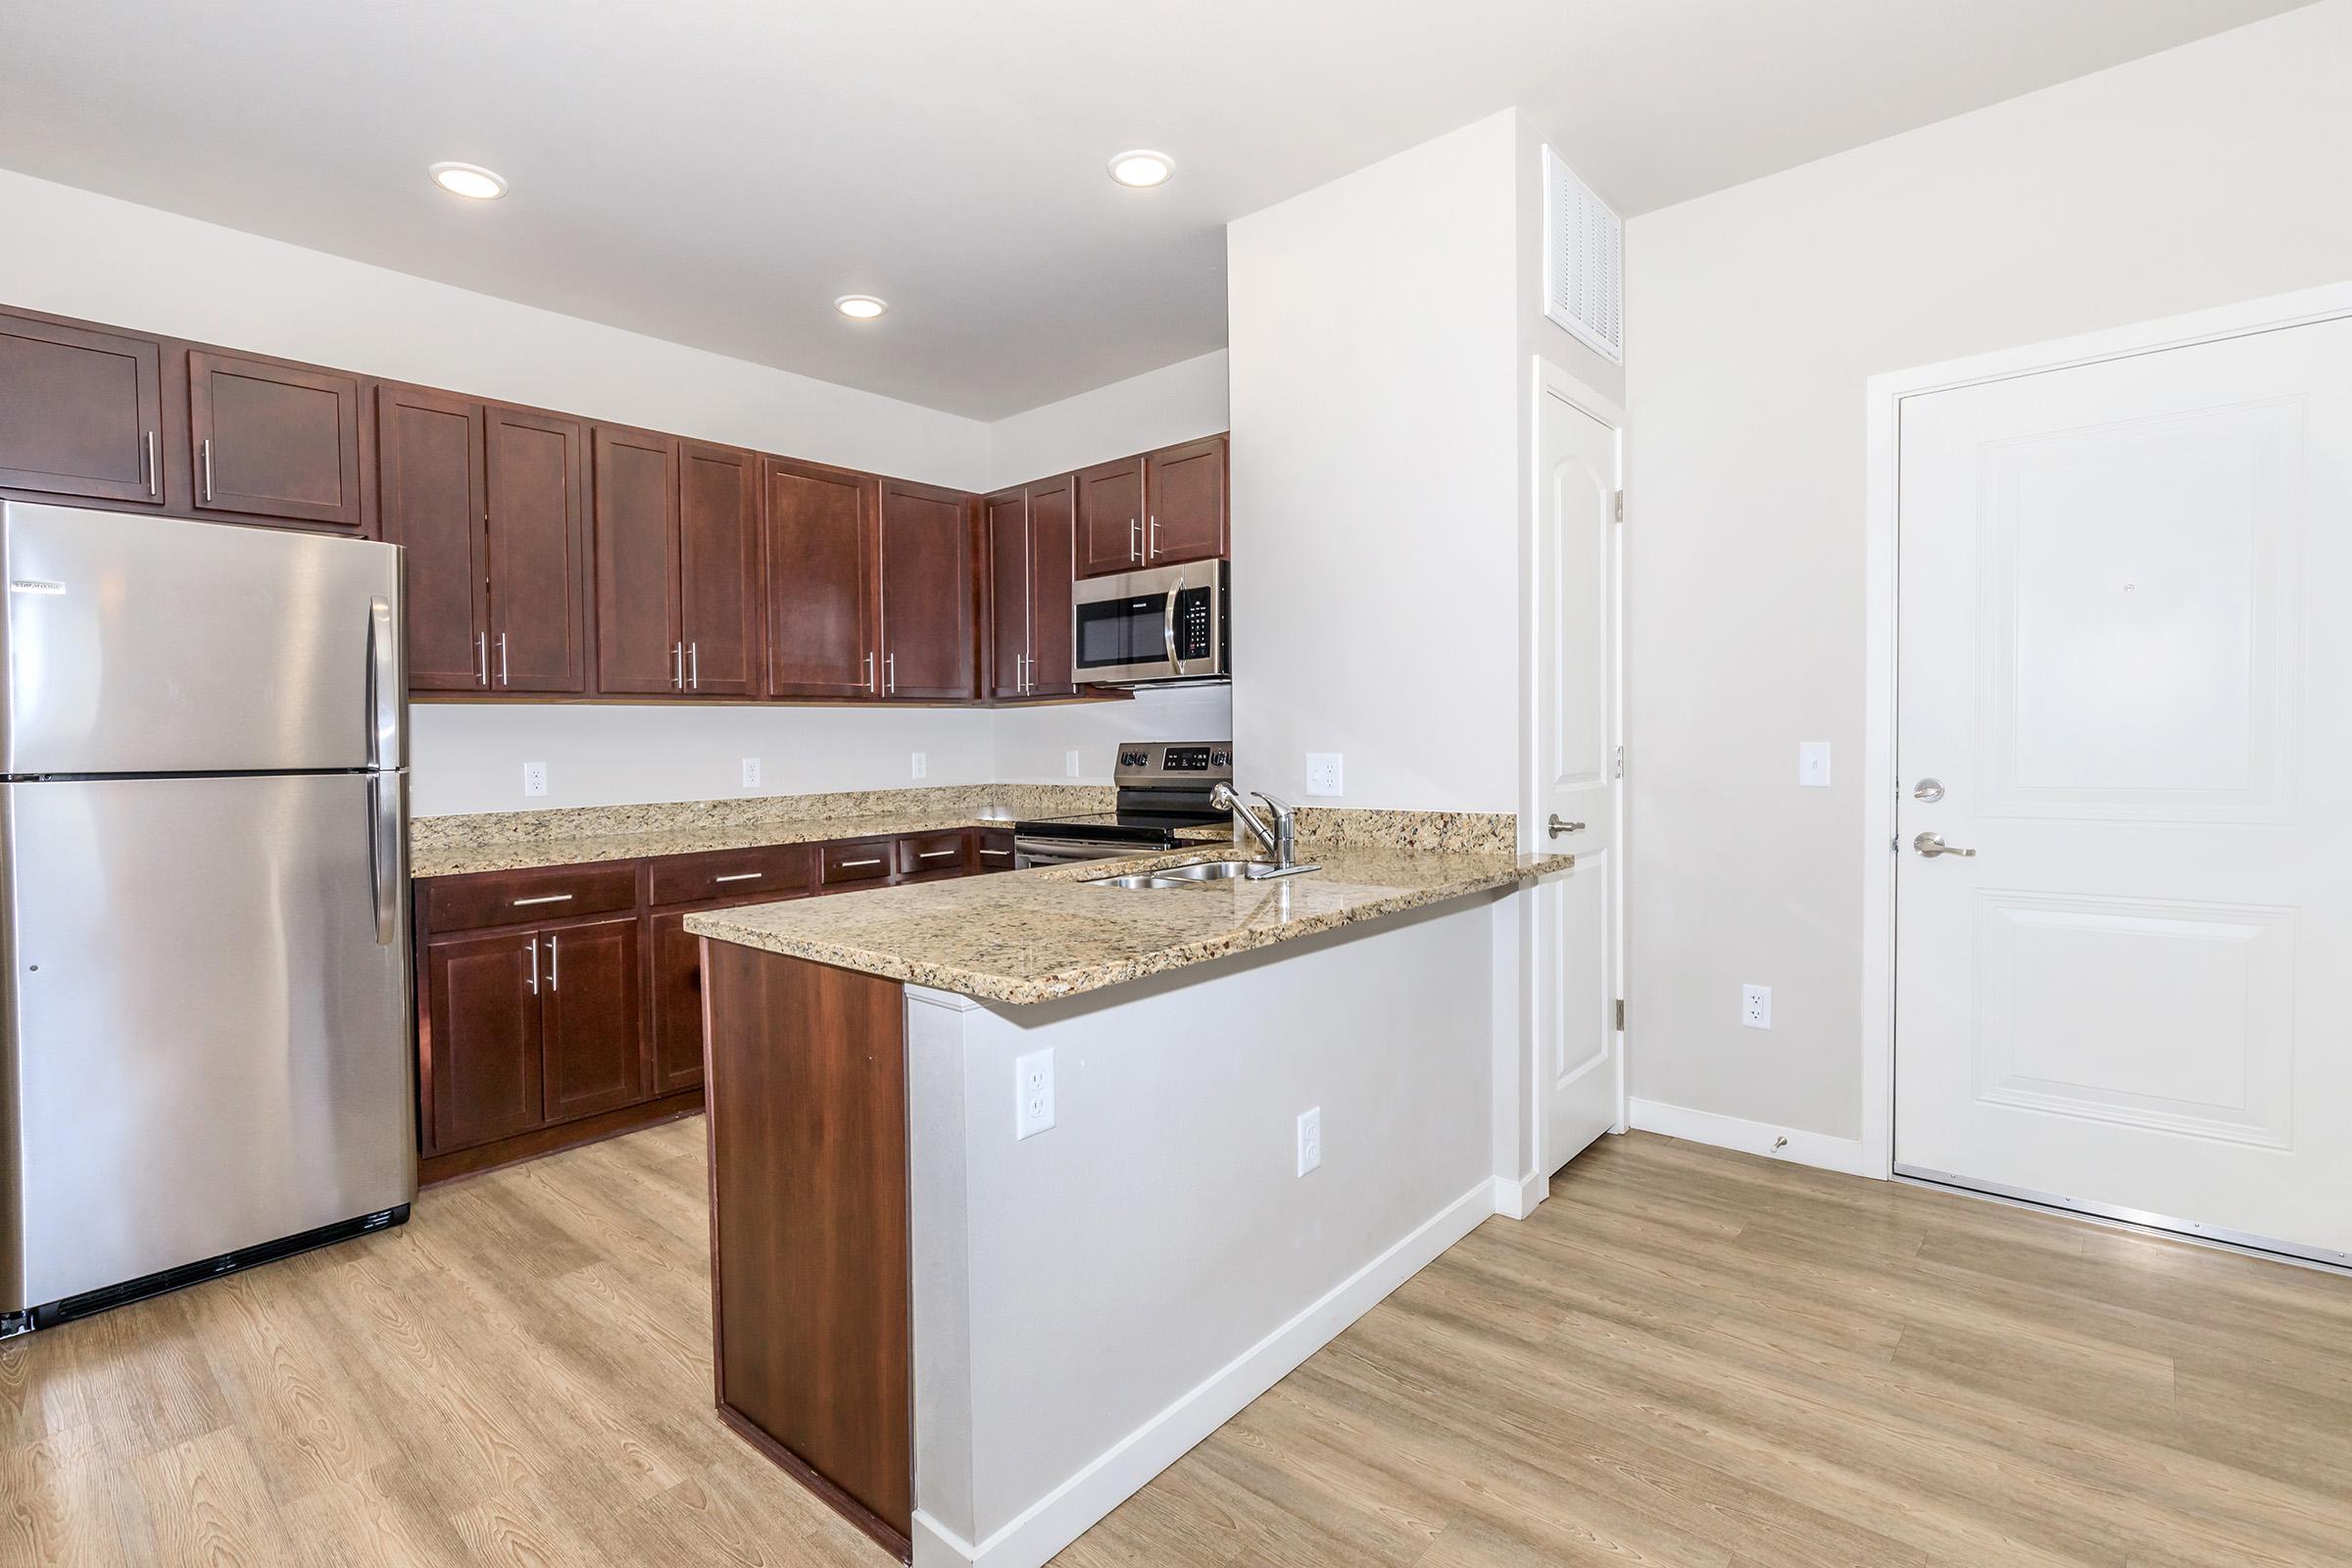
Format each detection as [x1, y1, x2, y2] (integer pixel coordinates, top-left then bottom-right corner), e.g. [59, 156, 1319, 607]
[521, 760, 548, 798]
[1015, 1050, 1055, 1140]
[1797, 741, 1832, 788]
[1305, 754, 1344, 798]
[910, 752, 928, 780]
[1066, 751, 1081, 778]
[740, 757, 761, 789]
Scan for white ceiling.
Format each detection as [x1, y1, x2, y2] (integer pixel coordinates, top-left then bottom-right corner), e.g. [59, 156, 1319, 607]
[0, 1, 2309, 418]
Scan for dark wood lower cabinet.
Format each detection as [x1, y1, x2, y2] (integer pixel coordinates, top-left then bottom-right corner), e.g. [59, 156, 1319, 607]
[541, 915, 644, 1121]
[424, 929, 546, 1152]
[649, 910, 706, 1096]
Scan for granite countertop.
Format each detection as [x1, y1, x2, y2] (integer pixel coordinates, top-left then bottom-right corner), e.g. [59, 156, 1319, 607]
[683, 843, 1574, 1005]
[411, 808, 1021, 878]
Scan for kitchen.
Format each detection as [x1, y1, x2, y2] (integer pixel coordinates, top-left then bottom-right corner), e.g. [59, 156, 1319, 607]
[4, 4, 2352, 1566]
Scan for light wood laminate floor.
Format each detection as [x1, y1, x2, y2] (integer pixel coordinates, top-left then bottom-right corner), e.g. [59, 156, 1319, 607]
[3, 1124, 2345, 1566]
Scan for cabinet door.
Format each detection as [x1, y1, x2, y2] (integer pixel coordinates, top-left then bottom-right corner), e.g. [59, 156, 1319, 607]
[763, 458, 878, 698]
[486, 406, 590, 693]
[425, 929, 546, 1153]
[983, 487, 1028, 700]
[592, 424, 682, 696]
[1145, 434, 1227, 565]
[377, 385, 488, 692]
[1074, 455, 1145, 578]
[649, 909, 706, 1096]
[678, 441, 762, 696]
[188, 351, 365, 529]
[542, 915, 644, 1123]
[0, 312, 164, 505]
[878, 479, 975, 701]
[1024, 474, 1077, 697]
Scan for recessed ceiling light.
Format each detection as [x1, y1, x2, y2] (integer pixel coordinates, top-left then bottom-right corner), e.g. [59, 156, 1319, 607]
[429, 162, 508, 201]
[1108, 150, 1174, 189]
[834, 294, 888, 320]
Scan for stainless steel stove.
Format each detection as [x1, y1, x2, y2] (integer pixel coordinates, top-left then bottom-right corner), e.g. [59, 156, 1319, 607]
[1011, 741, 1234, 867]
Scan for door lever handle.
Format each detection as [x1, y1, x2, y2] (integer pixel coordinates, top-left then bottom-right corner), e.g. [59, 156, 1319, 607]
[1913, 832, 1977, 858]
[1546, 815, 1586, 838]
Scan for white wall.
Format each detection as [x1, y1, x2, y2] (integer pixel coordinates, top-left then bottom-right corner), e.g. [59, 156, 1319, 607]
[1227, 112, 1524, 811]
[1623, 1, 2352, 1143]
[989, 686, 1234, 786]
[986, 350, 1228, 491]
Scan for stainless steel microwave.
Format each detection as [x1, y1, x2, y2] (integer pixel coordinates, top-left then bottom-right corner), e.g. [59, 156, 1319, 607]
[1071, 560, 1229, 685]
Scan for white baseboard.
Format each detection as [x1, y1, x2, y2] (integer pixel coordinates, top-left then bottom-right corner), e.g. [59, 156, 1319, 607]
[1628, 1098, 1878, 1178]
[911, 1177, 1495, 1568]
[1491, 1169, 1548, 1219]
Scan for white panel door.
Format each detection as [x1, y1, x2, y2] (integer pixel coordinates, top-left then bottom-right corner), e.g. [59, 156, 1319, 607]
[1531, 372, 1621, 1175]
[1895, 316, 2352, 1264]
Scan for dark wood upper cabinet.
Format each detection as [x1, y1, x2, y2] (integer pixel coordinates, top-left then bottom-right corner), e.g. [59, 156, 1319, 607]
[677, 441, 762, 696]
[1074, 455, 1145, 579]
[983, 488, 1028, 700]
[1145, 434, 1228, 565]
[984, 477, 1075, 699]
[878, 479, 976, 702]
[0, 312, 164, 505]
[592, 425, 683, 696]
[425, 929, 546, 1153]
[763, 457, 878, 699]
[541, 915, 643, 1124]
[485, 406, 590, 694]
[188, 351, 365, 529]
[378, 384, 489, 692]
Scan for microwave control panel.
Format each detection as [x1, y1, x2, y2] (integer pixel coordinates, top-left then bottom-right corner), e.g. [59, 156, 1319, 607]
[1173, 585, 1215, 662]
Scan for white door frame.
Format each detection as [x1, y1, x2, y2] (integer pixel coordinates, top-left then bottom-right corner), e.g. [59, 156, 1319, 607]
[1524, 355, 1630, 1172]
[1859, 278, 2352, 1179]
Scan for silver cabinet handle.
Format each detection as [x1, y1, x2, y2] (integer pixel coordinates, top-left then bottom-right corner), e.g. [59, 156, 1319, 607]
[526, 935, 538, 995]
[145, 430, 159, 497]
[200, 437, 215, 503]
[547, 932, 559, 991]
[1546, 815, 1585, 838]
[1129, 516, 1143, 564]
[497, 631, 511, 686]
[979, 849, 1011, 858]
[511, 893, 574, 906]
[863, 651, 876, 694]
[1913, 832, 1976, 858]
[886, 651, 896, 695]
[476, 632, 488, 687]
[367, 596, 399, 771]
[672, 642, 684, 691]
[1162, 571, 1186, 676]
[839, 858, 883, 868]
[689, 641, 700, 690]
[1149, 513, 1159, 560]
[711, 871, 764, 883]
[917, 849, 958, 859]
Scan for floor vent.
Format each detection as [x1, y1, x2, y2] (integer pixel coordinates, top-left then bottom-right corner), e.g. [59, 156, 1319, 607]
[1543, 145, 1623, 364]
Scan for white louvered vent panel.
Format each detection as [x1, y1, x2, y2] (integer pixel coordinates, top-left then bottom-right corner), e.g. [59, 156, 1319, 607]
[1543, 147, 1623, 365]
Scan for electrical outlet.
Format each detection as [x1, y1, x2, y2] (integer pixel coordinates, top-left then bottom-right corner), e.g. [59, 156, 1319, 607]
[1305, 754, 1344, 798]
[1798, 741, 1832, 788]
[521, 760, 548, 798]
[1014, 1050, 1055, 1140]
[741, 757, 761, 789]
[1066, 750, 1081, 778]
[911, 751, 928, 780]
[1741, 984, 1772, 1030]
[1296, 1106, 1322, 1176]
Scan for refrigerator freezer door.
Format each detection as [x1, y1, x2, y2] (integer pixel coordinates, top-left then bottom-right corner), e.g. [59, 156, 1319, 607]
[0, 772, 416, 1311]
[1, 502, 404, 776]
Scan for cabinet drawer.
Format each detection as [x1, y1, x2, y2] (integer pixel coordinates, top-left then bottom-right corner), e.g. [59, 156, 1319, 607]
[818, 839, 897, 889]
[648, 844, 812, 907]
[425, 861, 640, 933]
[898, 830, 971, 878]
[973, 828, 1015, 871]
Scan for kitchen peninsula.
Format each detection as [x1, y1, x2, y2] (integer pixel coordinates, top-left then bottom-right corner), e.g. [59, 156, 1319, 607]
[687, 822, 1570, 1568]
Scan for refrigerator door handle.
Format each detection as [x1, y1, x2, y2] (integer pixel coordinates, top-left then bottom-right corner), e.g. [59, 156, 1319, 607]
[367, 596, 400, 771]
[367, 773, 402, 946]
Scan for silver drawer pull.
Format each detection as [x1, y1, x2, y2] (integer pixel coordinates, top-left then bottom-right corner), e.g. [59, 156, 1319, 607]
[711, 871, 764, 883]
[917, 849, 957, 859]
[511, 893, 574, 906]
[978, 849, 1011, 858]
[839, 858, 883, 868]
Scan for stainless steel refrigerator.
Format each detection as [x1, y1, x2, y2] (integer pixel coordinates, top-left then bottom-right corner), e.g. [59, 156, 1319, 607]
[0, 501, 415, 1333]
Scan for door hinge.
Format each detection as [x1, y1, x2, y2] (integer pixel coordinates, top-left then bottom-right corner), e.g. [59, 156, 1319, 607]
[1614, 999, 1625, 1031]
[1613, 745, 1624, 779]
[1613, 489, 1625, 522]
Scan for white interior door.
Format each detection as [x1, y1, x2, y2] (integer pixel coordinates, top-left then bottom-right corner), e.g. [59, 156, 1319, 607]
[1895, 316, 2352, 1265]
[1530, 367, 1622, 1176]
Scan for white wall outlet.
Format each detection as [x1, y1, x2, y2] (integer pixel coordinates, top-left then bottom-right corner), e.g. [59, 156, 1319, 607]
[1304, 753, 1344, 798]
[521, 760, 548, 798]
[740, 757, 761, 789]
[1296, 1106, 1322, 1176]
[1015, 1049, 1055, 1140]
[1797, 741, 1832, 788]
[1065, 750, 1081, 778]
[1741, 984, 1772, 1030]
[910, 751, 928, 780]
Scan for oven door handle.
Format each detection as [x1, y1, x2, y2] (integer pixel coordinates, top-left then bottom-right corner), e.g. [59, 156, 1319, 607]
[1161, 572, 1187, 677]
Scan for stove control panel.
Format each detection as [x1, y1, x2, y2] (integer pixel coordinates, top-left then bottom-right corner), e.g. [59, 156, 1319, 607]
[1110, 741, 1235, 785]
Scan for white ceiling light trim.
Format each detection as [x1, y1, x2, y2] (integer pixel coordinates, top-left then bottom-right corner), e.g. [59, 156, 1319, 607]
[427, 161, 508, 201]
[834, 294, 888, 320]
[1107, 150, 1174, 188]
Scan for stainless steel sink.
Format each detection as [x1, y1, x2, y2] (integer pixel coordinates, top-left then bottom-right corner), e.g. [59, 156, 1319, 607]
[1085, 872, 1182, 890]
[1145, 859, 1261, 881]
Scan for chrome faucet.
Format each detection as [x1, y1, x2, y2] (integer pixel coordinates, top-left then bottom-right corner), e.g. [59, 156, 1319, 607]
[1210, 783, 1318, 879]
